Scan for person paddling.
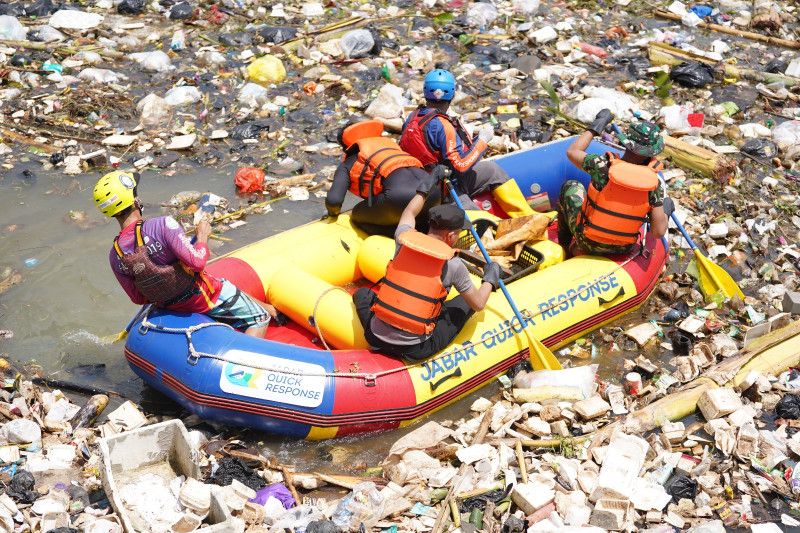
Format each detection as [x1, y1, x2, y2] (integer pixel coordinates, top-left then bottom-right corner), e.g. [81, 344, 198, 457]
[353, 178, 501, 360]
[93, 171, 277, 337]
[325, 120, 441, 235]
[560, 109, 674, 257]
[399, 68, 535, 218]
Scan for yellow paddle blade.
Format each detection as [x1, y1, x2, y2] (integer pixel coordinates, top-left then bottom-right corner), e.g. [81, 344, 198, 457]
[99, 330, 128, 344]
[693, 252, 744, 302]
[524, 328, 561, 370]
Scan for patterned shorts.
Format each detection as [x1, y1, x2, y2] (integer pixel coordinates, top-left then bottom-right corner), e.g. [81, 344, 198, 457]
[207, 279, 270, 330]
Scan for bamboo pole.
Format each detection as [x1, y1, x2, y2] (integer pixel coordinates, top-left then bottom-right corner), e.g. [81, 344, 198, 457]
[662, 135, 737, 183]
[590, 320, 800, 449]
[654, 9, 800, 49]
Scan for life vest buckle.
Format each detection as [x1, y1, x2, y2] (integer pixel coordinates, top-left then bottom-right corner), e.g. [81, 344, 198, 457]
[363, 374, 377, 387]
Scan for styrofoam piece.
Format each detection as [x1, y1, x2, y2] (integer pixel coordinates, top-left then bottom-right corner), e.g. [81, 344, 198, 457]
[99, 420, 243, 533]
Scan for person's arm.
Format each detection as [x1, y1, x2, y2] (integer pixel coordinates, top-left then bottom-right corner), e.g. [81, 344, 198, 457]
[165, 217, 211, 272]
[568, 109, 613, 170]
[325, 153, 357, 217]
[649, 205, 667, 239]
[398, 192, 427, 230]
[457, 262, 500, 312]
[648, 182, 669, 239]
[428, 118, 491, 174]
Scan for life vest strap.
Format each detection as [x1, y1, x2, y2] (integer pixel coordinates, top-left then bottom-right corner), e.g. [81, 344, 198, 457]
[373, 297, 438, 327]
[380, 277, 447, 305]
[356, 147, 394, 200]
[584, 196, 649, 223]
[581, 218, 642, 238]
[134, 221, 146, 247]
[368, 152, 407, 203]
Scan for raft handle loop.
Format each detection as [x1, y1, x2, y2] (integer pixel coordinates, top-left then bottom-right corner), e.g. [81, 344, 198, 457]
[312, 286, 354, 352]
[364, 374, 377, 387]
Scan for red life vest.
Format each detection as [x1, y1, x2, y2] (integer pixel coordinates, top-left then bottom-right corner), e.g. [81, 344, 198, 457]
[579, 153, 661, 246]
[113, 222, 204, 308]
[371, 231, 454, 335]
[400, 107, 472, 168]
[348, 137, 422, 200]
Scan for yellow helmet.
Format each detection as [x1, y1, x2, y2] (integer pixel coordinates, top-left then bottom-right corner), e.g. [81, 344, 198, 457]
[93, 171, 138, 217]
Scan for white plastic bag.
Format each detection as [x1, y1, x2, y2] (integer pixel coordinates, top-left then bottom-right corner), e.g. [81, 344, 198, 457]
[238, 82, 270, 106]
[340, 29, 374, 59]
[137, 93, 173, 127]
[513, 364, 598, 399]
[466, 2, 499, 28]
[129, 51, 174, 73]
[0, 15, 27, 40]
[512, 0, 540, 15]
[78, 68, 126, 84]
[772, 120, 800, 150]
[49, 9, 104, 30]
[163, 86, 202, 106]
[36, 25, 65, 42]
[365, 83, 408, 120]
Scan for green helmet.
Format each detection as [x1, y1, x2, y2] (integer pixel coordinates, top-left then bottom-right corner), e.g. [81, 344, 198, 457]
[625, 121, 664, 157]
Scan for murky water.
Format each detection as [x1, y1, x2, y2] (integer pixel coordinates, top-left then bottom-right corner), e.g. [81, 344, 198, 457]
[0, 162, 665, 471]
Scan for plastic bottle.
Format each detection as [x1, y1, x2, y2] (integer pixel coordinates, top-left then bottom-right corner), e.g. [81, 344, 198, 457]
[790, 465, 800, 495]
[170, 29, 186, 51]
[23, 258, 39, 268]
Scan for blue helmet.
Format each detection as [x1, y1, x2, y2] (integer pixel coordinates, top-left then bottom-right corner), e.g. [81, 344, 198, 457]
[423, 69, 456, 101]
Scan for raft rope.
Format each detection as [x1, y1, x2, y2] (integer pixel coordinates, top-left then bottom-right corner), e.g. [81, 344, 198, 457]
[134, 252, 645, 384]
[311, 286, 353, 351]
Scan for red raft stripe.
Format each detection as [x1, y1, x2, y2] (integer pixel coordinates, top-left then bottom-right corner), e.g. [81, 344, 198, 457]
[330, 349, 417, 416]
[206, 257, 266, 302]
[125, 350, 157, 376]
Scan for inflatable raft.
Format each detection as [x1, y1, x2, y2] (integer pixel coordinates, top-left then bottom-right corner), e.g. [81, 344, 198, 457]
[124, 137, 668, 439]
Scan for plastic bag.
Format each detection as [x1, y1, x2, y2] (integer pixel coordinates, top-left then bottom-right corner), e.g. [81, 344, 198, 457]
[257, 25, 297, 44]
[772, 120, 800, 151]
[250, 483, 295, 508]
[163, 86, 202, 106]
[168, 1, 193, 19]
[35, 25, 64, 42]
[331, 482, 384, 530]
[246, 55, 286, 86]
[466, 2, 498, 28]
[78, 68, 126, 84]
[775, 394, 800, 419]
[513, 364, 598, 399]
[137, 93, 173, 128]
[230, 121, 270, 140]
[117, 0, 145, 14]
[49, 9, 104, 30]
[234, 167, 266, 194]
[764, 58, 787, 74]
[340, 29, 375, 59]
[25, 0, 56, 16]
[0, 15, 27, 40]
[665, 474, 698, 502]
[129, 51, 174, 73]
[238, 82, 269, 106]
[365, 83, 407, 120]
[512, 0, 540, 15]
[741, 138, 777, 159]
[306, 520, 340, 533]
[669, 61, 714, 88]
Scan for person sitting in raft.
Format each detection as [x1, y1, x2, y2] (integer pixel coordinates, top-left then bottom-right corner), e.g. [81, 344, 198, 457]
[559, 109, 674, 257]
[353, 181, 501, 361]
[93, 171, 278, 338]
[398, 68, 534, 218]
[325, 119, 441, 236]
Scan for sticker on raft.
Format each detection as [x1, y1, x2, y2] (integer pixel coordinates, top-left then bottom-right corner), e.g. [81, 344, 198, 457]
[219, 350, 326, 408]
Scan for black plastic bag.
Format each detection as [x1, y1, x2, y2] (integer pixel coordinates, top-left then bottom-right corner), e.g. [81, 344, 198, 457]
[208, 457, 266, 491]
[117, 0, 145, 14]
[44, 529, 79, 533]
[25, 0, 56, 17]
[502, 515, 526, 533]
[230, 121, 269, 140]
[257, 25, 298, 44]
[168, 1, 193, 19]
[666, 474, 698, 502]
[306, 520, 341, 533]
[742, 138, 778, 159]
[459, 488, 509, 512]
[0, 3, 25, 16]
[7, 470, 38, 503]
[765, 59, 788, 74]
[669, 62, 714, 88]
[776, 394, 800, 419]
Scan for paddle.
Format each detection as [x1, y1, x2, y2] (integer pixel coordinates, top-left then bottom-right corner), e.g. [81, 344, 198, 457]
[445, 180, 561, 371]
[608, 122, 744, 302]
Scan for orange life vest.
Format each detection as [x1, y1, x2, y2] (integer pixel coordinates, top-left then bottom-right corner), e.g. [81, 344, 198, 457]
[579, 153, 661, 246]
[371, 231, 455, 335]
[348, 137, 422, 201]
[113, 222, 201, 308]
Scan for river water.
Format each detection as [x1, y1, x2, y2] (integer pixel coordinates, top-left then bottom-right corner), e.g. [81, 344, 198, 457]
[0, 162, 658, 472]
